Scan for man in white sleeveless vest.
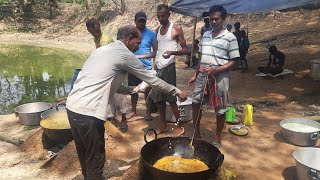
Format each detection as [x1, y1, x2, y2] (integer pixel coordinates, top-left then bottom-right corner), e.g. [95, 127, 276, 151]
[149, 4, 189, 136]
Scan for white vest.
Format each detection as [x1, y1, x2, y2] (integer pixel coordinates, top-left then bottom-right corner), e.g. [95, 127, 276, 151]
[155, 22, 178, 69]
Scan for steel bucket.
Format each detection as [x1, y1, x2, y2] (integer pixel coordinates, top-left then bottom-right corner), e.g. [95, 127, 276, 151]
[166, 97, 192, 123]
[293, 147, 320, 180]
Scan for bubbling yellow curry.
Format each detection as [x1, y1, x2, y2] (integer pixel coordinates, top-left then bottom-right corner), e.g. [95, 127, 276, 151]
[153, 155, 209, 173]
[40, 112, 70, 129]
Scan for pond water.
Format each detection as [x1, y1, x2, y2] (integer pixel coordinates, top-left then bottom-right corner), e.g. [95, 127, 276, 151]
[0, 44, 88, 115]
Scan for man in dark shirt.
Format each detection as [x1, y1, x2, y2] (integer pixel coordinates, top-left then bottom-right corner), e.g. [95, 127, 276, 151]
[201, 18, 213, 36]
[258, 45, 285, 74]
[233, 22, 241, 47]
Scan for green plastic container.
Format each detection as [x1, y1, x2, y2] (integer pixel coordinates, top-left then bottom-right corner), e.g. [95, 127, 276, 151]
[226, 107, 236, 123]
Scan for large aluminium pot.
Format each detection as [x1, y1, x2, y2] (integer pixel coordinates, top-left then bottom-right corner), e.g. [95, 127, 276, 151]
[15, 102, 52, 125]
[166, 97, 192, 123]
[293, 147, 320, 180]
[280, 118, 320, 146]
[40, 102, 73, 147]
[140, 129, 224, 180]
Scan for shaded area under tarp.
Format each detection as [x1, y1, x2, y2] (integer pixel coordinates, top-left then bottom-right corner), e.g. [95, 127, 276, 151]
[170, 0, 320, 17]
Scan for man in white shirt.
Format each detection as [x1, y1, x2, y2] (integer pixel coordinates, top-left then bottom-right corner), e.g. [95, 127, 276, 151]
[66, 25, 187, 180]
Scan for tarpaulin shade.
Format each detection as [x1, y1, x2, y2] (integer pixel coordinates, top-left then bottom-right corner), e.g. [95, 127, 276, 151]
[170, 0, 320, 17]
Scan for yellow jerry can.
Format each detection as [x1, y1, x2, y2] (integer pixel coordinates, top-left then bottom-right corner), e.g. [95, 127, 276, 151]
[242, 104, 253, 126]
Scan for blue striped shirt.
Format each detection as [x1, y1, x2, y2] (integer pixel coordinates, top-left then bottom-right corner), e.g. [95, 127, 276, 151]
[200, 29, 239, 67]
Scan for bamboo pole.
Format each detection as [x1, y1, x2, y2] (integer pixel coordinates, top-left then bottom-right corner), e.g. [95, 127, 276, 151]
[190, 17, 198, 67]
[247, 13, 249, 37]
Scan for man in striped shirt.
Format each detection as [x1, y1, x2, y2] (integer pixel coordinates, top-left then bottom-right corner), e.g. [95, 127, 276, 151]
[188, 5, 240, 147]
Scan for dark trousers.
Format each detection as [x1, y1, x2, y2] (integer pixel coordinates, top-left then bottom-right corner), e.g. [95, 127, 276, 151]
[240, 51, 248, 69]
[67, 109, 105, 180]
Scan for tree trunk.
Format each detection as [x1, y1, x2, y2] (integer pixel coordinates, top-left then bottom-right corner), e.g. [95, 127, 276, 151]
[96, 0, 102, 7]
[85, 0, 91, 10]
[48, 0, 58, 18]
[18, 0, 24, 14]
[120, 0, 126, 14]
[96, 0, 102, 14]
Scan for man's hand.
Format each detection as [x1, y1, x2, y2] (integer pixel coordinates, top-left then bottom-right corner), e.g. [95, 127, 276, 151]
[202, 66, 220, 75]
[133, 85, 143, 93]
[162, 51, 171, 59]
[188, 76, 196, 86]
[178, 91, 187, 102]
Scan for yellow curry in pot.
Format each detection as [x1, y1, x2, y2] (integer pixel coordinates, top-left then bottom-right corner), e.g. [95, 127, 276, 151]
[40, 111, 70, 129]
[153, 155, 209, 173]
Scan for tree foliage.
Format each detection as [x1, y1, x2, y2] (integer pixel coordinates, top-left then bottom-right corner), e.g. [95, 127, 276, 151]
[0, 0, 126, 19]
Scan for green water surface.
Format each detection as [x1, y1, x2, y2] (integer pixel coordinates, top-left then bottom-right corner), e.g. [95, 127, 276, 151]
[0, 44, 88, 114]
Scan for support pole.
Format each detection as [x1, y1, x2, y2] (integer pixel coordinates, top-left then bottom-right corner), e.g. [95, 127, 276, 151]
[190, 17, 198, 67]
[246, 13, 249, 37]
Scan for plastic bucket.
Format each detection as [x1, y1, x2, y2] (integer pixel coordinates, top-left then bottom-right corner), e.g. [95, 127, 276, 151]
[226, 107, 236, 123]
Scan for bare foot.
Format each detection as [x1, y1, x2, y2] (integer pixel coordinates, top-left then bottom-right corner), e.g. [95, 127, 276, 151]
[155, 128, 169, 135]
[213, 134, 221, 144]
[126, 112, 137, 119]
[170, 127, 185, 137]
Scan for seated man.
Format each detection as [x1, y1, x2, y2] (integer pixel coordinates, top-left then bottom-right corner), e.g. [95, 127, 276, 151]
[258, 45, 285, 75]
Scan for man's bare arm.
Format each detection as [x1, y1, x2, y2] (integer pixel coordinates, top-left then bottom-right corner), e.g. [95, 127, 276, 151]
[136, 41, 158, 59]
[163, 25, 188, 58]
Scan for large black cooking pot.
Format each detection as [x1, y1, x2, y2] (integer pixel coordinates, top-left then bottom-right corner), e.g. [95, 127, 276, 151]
[139, 129, 224, 180]
[40, 101, 73, 149]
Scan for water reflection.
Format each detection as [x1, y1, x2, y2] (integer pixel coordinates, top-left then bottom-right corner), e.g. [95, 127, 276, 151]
[0, 44, 87, 114]
[42, 72, 51, 82]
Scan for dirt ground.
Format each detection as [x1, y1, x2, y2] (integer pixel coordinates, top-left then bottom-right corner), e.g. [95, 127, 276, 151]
[0, 4, 320, 180]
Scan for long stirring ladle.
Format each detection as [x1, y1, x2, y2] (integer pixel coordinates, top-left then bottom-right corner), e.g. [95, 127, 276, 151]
[182, 74, 208, 159]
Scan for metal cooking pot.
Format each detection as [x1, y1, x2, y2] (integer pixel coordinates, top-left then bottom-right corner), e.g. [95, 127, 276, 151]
[293, 147, 320, 180]
[40, 102, 73, 148]
[166, 97, 192, 123]
[310, 59, 320, 80]
[280, 118, 320, 146]
[15, 102, 52, 125]
[140, 129, 224, 180]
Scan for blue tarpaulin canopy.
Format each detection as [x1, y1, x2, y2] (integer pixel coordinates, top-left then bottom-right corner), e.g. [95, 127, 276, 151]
[170, 0, 320, 17]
